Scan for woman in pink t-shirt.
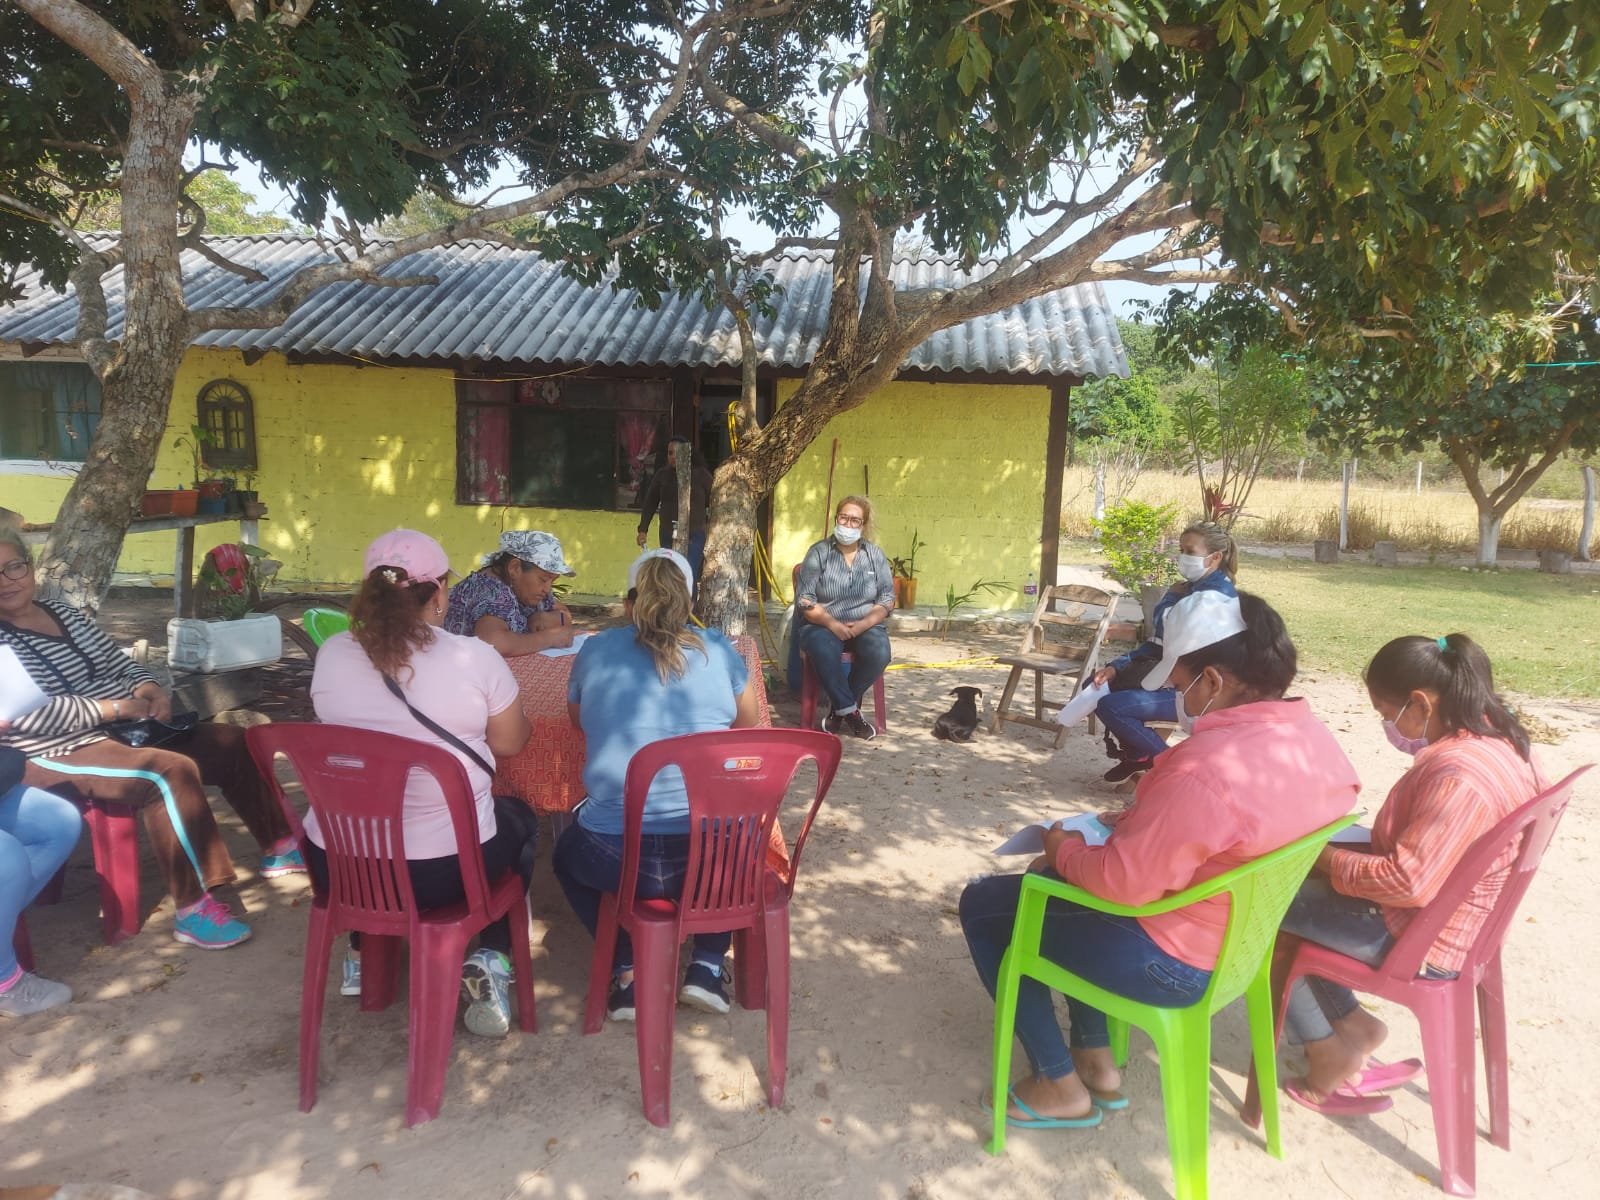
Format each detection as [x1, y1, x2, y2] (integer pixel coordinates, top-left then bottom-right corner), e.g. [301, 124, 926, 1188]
[307, 530, 534, 1038]
[961, 592, 1359, 1129]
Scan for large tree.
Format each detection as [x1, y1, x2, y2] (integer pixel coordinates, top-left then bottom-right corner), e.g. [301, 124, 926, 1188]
[5, 1, 1598, 624]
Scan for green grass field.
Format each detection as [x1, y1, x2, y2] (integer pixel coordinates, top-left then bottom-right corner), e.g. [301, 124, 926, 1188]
[1239, 555, 1600, 700]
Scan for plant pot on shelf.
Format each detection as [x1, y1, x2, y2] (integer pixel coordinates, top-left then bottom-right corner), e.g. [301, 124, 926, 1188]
[171, 489, 200, 517]
[894, 576, 918, 609]
[140, 490, 177, 517]
[196, 479, 230, 516]
[241, 500, 267, 519]
[167, 612, 281, 673]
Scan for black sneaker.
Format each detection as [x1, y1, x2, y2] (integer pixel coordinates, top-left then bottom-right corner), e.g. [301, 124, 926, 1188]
[607, 979, 636, 1022]
[678, 960, 732, 1014]
[1103, 757, 1152, 784]
[823, 712, 847, 736]
[839, 710, 877, 740]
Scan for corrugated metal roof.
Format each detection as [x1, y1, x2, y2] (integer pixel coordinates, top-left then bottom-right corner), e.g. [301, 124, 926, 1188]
[0, 234, 1128, 379]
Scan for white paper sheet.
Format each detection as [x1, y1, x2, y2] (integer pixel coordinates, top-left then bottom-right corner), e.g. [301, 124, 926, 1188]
[537, 631, 594, 659]
[1329, 824, 1373, 846]
[993, 811, 1113, 855]
[1054, 680, 1109, 727]
[0, 644, 50, 722]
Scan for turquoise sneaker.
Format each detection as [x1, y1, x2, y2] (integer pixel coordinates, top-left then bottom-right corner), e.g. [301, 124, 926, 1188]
[460, 948, 513, 1037]
[174, 894, 252, 949]
[340, 950, 362, 997]
[260, 848, 307, 878]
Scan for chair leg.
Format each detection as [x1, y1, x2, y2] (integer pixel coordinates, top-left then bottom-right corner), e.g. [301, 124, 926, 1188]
[583, 899, 621, 1035]
[799, 662, 819, 730]
[1478, 955, 1510, 1151]
[406, 931, 469, 1127]
[1109, 1016, 1130, 1068]
[989, 667, 1024, 735]
[13, 914, 35, 973]
[359, 934, 402, 1012]
[37, 863, 67, 906]
[86, 801, 142, 944]
[1153, 1013, 1213, 1200]
[871, 674, 887, 733]
[1418, 984, 1481, 1197]
[632, 923, 680, 1127]
[298, 909, 336, 1114]
[507, 894, 538, 1034]
[764, 905, 791, 1109]
[1243, 969, 1284, 1159]
[986, 950, 1022, 1157]
[1032, 670, 1044, 722]
[733, 925, 768, 1011]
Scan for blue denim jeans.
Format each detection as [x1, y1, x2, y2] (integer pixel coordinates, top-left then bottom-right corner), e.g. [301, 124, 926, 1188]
[960, 872, 1211, 1079]
[796, 622, 891, 714]
[1, 784, 84, 978]
[553, 819, 731, 974]
[1095, 684, 1177, 762]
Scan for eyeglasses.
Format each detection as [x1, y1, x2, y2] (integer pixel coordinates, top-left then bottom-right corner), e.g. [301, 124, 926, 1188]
[836, 515, 865, 528]
[1, 559, 32, 580]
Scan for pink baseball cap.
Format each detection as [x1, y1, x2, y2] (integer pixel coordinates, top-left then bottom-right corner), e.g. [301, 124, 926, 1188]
[363, 529, 452, 585]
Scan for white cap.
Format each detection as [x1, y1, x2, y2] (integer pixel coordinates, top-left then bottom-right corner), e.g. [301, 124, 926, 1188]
[1142, 590, 1248, 690]
[627, 548, 695, 598]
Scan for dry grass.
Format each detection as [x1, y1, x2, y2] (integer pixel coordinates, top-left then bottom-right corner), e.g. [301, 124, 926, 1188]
[1064, 467, 1598, 556]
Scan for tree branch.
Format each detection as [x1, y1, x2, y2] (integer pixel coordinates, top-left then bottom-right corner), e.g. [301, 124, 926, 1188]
[9, 0, 162, 96]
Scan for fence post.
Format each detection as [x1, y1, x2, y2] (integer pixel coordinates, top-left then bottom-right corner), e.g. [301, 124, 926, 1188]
[1338, 461, 1352, 551]
[1579, 464, 1596, 562]
[1415, 459, 1423, 495]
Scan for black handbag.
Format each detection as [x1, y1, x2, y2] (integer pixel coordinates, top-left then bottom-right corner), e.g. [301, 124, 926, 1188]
[1, 745, 24, 794]
[103, 711, 199, 749]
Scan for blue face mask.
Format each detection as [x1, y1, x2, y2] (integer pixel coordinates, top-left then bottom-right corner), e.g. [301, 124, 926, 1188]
[833, 523, 862, 545]
[1382, 700, 1430, 756]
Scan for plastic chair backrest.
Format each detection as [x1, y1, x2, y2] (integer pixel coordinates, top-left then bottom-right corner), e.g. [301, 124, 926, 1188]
[618, 729, 842, 931]
[303, 608, 351, 647]
[1375, 764, 1590, 981]
[247, 722, 495, 934]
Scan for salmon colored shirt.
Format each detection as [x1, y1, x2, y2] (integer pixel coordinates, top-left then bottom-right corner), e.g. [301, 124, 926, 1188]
[1055, 698, 1360, 969]
[1325, 731, 1543, 973]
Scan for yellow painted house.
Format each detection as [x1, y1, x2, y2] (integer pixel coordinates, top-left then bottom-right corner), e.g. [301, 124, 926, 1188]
[0, 236, 1127, 608]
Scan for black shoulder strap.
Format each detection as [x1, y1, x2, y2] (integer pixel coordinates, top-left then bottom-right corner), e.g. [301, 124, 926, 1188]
[381, 674, 497, 779]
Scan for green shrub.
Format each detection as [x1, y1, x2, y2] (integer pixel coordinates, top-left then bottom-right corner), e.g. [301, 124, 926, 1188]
[1095, 499, 1180, 591]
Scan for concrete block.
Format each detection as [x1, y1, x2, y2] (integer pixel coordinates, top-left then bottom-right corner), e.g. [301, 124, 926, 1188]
[1313, 540, 1340, 564]
[1539, 549, 1573, 574]
[1373, 540, 1399, 567]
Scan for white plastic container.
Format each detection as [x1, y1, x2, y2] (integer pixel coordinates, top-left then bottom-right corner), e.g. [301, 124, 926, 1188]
[167, 613, 282, 673]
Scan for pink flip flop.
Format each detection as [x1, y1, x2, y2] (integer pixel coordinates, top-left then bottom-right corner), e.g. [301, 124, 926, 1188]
[1340, 1057, 1424, 1097]
[1285, 1078, 1394, 1117]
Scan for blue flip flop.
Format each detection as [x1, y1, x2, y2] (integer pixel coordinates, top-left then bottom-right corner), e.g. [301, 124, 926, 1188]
[994, 1085, 1104, 1130]
[1088, 1088, 1130, 1112]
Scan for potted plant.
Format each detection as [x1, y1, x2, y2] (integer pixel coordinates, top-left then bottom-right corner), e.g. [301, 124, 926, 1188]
[167, 542, 283, 673]
[1094, 499, 1180, 630]
[173, 425, 230, 514]
[230, 467, 259, 515]
[889, 529, 924, 609]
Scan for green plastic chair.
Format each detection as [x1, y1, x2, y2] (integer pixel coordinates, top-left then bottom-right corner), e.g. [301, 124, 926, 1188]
[986, 813, 1356, 1200]
[302, 607, 351, 647]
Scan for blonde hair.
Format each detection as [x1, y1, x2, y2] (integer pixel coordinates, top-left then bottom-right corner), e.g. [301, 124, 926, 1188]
[836, 494, 875, 540]
[1182, 521, 1237, 579]
[631, 555, 704, 682]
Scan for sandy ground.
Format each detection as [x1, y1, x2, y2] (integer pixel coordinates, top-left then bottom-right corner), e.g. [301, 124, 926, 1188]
[4, 606, 1599, 1200]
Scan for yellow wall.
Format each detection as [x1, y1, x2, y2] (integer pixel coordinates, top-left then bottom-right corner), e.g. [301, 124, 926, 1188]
[771, 378, 1051, 610]
[5, 352, 1054, 610]
[4, 348, 644, 598]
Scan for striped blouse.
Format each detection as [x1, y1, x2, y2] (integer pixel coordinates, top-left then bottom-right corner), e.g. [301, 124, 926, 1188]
[795, 537, 895, 623]
[1326, 730, 1544, 973]
[1, 599, 157, 758]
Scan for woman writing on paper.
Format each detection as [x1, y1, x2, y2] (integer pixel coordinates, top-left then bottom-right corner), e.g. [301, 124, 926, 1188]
[960, 591, 1358, 1128]
[1272, 633, 1544, 1115]
[446, 530, 577, 657]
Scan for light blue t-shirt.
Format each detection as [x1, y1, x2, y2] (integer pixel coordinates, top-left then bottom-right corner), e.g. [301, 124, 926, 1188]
[568, 625, 748, 835]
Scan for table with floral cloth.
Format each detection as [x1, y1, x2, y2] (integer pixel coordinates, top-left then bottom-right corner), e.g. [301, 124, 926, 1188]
[492, 633, 772, 814]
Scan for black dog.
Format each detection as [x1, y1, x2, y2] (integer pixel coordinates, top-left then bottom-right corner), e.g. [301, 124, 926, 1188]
[932, 686, 983, 742]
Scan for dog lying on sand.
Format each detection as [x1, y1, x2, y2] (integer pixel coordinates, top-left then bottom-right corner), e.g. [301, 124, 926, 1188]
[932, 686, 982, 742]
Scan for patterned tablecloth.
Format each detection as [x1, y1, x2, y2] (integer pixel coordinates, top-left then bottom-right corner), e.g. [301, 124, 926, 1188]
[492, 633, 772, 813]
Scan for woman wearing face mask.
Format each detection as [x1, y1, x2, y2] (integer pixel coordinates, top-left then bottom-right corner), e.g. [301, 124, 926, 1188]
[1090, 522, 1237, 783]
[1272, 633, 1543, 1115]
[790, 495, 895, 740]
[960, 591, 1358, 1128]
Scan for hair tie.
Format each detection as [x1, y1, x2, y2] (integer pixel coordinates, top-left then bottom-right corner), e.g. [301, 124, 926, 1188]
[382, 567, 400, 584]
[1436, 635, 1450, 652]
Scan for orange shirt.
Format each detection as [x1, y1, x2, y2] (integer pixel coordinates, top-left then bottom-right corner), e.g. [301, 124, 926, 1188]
[1325, 731, 1543, 973]
[1055, 698, 1360, 969]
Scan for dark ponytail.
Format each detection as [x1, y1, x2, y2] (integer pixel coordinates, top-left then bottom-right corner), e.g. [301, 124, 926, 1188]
[1364, 634, 1531, 760]
[1177, 591, 1297, 698]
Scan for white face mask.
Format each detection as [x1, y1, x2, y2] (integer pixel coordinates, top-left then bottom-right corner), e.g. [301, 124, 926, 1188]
[833, 523, 862, 545]
[1176, 553, 1210, 582]
[1174, 672, 1215, 734]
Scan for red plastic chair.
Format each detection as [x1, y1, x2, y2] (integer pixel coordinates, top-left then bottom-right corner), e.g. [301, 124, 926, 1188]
[580, 728, 842, 1126]
[31, 784, 144, 945]
[1244, 764, 1592, 1197]
[791, 564, 888, 732]
[247, 723, 538, 1127]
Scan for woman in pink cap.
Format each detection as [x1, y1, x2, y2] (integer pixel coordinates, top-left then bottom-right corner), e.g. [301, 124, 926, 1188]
[308, 529, 538, 1037]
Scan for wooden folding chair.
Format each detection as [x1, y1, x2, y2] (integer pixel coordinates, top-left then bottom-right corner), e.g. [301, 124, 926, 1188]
[989, 583, 1118, 748]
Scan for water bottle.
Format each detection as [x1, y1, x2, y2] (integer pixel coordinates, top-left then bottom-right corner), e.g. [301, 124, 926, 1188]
[1023, 571, 1038, 599]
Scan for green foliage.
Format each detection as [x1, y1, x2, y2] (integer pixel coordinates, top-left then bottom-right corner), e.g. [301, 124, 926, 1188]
[942, 577, 1009, 630]
[197, 542, 272, 621]
[889, 529, 925, 580]
[1095, 499, 1181, 592]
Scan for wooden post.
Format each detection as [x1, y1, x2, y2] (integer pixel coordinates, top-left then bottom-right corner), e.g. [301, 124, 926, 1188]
[1040, 381, 1070, 592]
[822, 437, 839, 530]
[1578, 464, 1596, 562]
[1338, 461, 1352, 551]
[1415, 459, 1423, 495]
[175, 526, 197, 617]
[1093, 463, 1106, 522]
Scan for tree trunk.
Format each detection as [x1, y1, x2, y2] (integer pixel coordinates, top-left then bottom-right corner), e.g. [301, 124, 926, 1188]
[699, 457, 765, 635]
[1578, 464, 1596, 562]
[36, 86, 197, 611]
[1476, 508, 1504, 566]
[673, 444, 691, 557]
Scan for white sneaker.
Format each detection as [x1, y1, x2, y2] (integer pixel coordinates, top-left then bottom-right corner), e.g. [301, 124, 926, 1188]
[339, 950, 362, 997]
[0, 971, 72, 1018]
[460, 948, 513, 1038]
